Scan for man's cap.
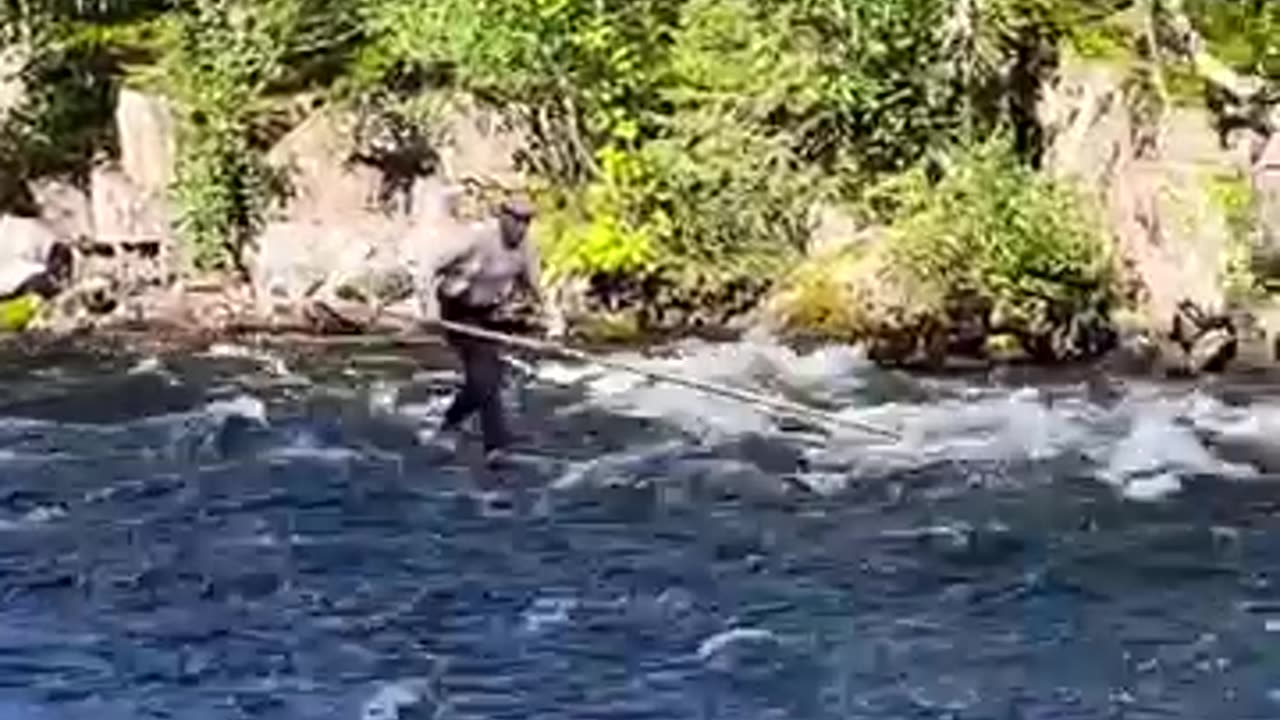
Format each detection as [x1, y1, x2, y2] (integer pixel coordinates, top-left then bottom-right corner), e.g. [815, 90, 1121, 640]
[498, 196, 536, 220]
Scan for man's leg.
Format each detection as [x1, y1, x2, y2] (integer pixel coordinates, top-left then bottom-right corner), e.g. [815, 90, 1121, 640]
[469, 338, 511, 455]
[441, 332, 481, 431]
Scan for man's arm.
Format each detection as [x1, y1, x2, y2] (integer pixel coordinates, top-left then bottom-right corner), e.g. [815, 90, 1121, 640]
[411, 226, 472, 325]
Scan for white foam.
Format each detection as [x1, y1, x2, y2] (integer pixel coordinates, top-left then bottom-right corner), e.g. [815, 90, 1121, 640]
[201, 343, 293, 376]
[204, 394, 268, 424]
[127, 356, 166, 375]
[360, 678, 435, 720]
[551, 440, 687, 492]
[366, 380, 400, 416]
[696, 627, 785, 672]
[1186, 391, 1280, 442]
[551, 338, 1280, 500]
[1099, 404, 1257, 501]
[519, 595, 577, 635]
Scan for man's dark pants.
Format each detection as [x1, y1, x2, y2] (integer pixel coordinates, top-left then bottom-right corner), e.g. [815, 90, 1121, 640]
[439, 299, 511, 452]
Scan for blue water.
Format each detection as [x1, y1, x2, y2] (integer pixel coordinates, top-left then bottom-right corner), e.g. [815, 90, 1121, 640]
[1, 337, 1279, 718]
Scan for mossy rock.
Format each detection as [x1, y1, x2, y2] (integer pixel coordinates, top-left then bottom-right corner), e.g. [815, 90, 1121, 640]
[984, 333, 1028, 363]
[763, 241, 957, 366]
[0, 294, 45, 333]
[574, 311, 644, 344]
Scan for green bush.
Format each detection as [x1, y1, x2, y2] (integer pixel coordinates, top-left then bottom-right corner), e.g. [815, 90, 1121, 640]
[1185, 0, 1280, 81]
[158, 0, 282, 271]
[883, 138, 1117, 353]
[159, 0, 355, 272]
[2, 0, 1272, 349]
[1204, 169, 1264, 303]
[0, 8, 132, 205]
[768, 138, 1117, 360]
[448, 0, 1098, 329]
[364, 0, 679, 182]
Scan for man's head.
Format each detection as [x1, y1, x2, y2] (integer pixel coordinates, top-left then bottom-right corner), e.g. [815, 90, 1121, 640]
[497, 196, 535, 248]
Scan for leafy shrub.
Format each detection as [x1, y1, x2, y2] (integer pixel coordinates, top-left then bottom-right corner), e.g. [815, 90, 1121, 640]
[883, 138, 1117, 354]
[0, 6, 142, 208]
[770, 137, 1117, 361]
[159, 0, 354, 272]
[1185, 0, 1280, 81]
[1204, 169, 1264, 302]
[364, 0, 679, 182]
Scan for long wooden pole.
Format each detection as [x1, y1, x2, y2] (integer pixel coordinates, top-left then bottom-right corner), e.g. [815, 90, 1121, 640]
[431, 318, 901, 441]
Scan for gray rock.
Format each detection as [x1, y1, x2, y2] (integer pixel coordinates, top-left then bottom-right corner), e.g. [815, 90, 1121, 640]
[1254, 133, 1280, 276]
[30, 179, 93, 241]
[248, 217, 407, 310]
[0, 257, 46, 298]
[267, 108, 392, 222]
[433, 95, 528, 189]
[1041, 57, 1246, 328]
[89, 165, 174, 249]
[1189, 326, 1237, 374]
[115, 88, 177, 198]
[0, 215, 60, 267]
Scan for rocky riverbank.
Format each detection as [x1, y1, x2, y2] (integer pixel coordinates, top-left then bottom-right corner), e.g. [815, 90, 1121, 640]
[2, 5, 1279, 379]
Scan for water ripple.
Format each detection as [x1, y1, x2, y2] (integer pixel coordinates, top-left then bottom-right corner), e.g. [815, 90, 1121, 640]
[0, 341, 1274, 717]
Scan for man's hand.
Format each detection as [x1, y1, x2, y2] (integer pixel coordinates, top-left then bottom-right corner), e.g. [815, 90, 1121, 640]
[520, 286, 563, 339]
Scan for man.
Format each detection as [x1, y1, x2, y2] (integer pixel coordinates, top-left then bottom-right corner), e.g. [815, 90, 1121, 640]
[415, 195, 548, 464]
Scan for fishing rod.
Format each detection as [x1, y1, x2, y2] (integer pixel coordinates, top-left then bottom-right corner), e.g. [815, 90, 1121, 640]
[428, 318, 901, 441]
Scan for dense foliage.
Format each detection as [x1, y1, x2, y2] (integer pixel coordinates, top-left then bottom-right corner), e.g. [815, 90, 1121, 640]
[0, 0, 1276, 338]
[768, 138, 1117, 362]
[1185, 0, 1280, 81]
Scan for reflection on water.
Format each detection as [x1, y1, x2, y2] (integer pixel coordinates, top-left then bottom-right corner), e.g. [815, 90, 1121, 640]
[0, 336, 1277, 718]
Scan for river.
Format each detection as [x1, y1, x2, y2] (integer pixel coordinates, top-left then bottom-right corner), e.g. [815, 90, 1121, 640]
[0, 333, 1279, 719]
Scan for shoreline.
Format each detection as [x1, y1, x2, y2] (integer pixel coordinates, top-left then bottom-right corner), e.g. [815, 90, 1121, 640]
[4, 312, 1279, 389]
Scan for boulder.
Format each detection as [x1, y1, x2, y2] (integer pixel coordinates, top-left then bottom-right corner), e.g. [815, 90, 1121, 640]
[0, 240, 76, 332]
[1254, 133, 1280, 276]
[248, 217, 408, 310]
[432, 95, 528, 190]
[267, 109, 391, 223]
[30, 179, 93, 242]
[1163, 299, 1242, 374]
[114, 88, 177, 198]
[0, 215, 61, 266]
[266, 97, 529, 224]
[1040, 57, 1250, 327]
[89, 165, 173, 245]
[0, 258, 49, 299]
[760, 238, 948, 365]
[249, 98, 531, 325]
[1188, 326, 1237, 373]
[85, 165, 177, 287]
[260, 107, 429, 316]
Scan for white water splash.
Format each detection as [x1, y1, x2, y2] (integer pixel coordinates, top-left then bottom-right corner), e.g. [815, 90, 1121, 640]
[205, 394, 268, 425]
[201, 343, 293, 377]
[127, 356, 167, 375]
[519, 595, 578, 635]
[535, 339, 1280, 502]
[360, 678, 436, 720]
